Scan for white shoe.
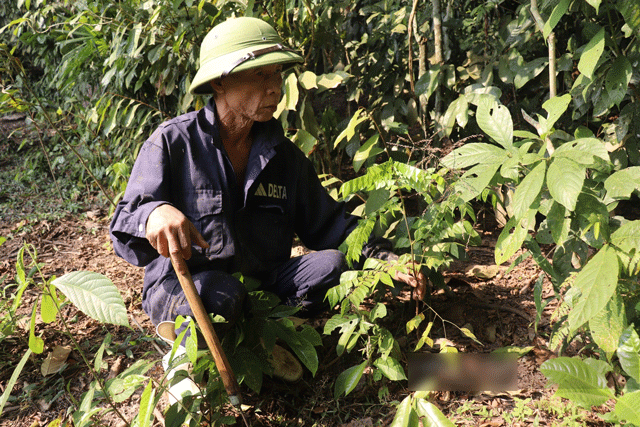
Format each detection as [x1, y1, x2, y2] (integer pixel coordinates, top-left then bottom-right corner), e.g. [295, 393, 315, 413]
[157, 321, 202, 406]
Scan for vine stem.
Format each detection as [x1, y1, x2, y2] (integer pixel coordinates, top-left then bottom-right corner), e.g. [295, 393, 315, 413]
[24, 245, 130, 426]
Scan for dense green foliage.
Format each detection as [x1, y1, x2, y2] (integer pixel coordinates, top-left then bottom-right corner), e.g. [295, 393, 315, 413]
[2, 0, 640, 425]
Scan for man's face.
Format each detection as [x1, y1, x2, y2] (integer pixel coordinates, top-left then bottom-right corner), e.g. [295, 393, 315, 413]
[214, 64, 284, 123]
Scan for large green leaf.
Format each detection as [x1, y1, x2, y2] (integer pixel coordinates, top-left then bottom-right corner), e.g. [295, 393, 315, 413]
[440, 95, 468, 137]
[456, 162, 501, 203]
[514, 58, 547, 89]
[476, 96, 513, 148]
[552, 138, 610, 165]
[374, 356, 407, 381]
[547, 202, 570, 245]
[440, 143, 508, 170]
[613, 390, 640, 425]
[618, 0, 640, 36]
[334, 109, 368, 150]
[134, 380, 155, 427]
[604, 167, 640, 200]
[414, 399, 456, 427]
[390, 396, 419, 427]
[540, 357, 614, 407]
[52, 271, 129, 327]
[567, 245, 619, 332]
[273, 321, 319, 375]
[543, 0, 570, 40]
[353, 134, 383, 173]
[605, 56, 633, 107]
[512, 162, 546, 219]
[577, 28, 605, 80]
[334, 361, 367, 399]
[541, 94, 572, 133]
[589, 292, 626, 360]
[495, 210, 535, 265]
[611, 220, 640, 253]
[0, 348, 32, 418]
[617, 326, 640, 383]
[547, 157, 585, 211]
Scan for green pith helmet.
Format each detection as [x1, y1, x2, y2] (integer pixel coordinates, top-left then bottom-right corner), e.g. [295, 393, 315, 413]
[189, 17, 304, 95]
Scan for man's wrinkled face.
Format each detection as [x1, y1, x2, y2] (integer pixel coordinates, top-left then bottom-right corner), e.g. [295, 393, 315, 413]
[212, 64, 284, 123]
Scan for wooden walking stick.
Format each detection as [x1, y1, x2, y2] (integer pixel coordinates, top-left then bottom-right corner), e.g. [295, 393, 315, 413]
[169, 254, 249, 425]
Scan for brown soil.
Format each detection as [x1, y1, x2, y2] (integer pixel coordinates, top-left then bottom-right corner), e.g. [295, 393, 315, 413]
[0, 118, 611, 427]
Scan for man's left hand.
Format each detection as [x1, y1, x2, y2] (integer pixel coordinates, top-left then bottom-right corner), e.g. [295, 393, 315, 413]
[394, 264, 427, 301]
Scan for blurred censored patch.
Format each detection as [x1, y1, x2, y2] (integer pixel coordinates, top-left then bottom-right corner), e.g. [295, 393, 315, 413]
[408, 353, 518, 392]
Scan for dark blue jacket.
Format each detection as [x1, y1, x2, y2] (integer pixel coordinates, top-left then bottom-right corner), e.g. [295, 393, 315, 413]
[110, 100, 391, 299]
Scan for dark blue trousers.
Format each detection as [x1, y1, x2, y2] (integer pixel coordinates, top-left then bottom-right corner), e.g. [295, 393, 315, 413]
[145, 249, 347, 333]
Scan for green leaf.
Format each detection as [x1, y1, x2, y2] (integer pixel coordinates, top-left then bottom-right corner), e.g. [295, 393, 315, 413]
[134, 381, 155, 427]
[585, 0, 601, 13]
[547, 202, 570, 244]
[617, 0, 640, 36]
[440, 95, 468, 137]
[292, 129, 317, 157]
[414, 399, 456, 427]
[279, 72, 299, 111]
[316, 72, 349, 92]
[514, 58, 547, 89]
[94, 333, 111, 373]
[370, 303, 387, 321]
[540, 357, 614, 407]
[567, 245, 619, 333]
[390, 395, 419, 427]
[476, 96, 513, 148]
[52, 271, 129, 327]
[613, 390, 640, 425]
[365, 189, 390, 216]
[298, 71, 318, 90]
[611, 220, 640, 253]
[542, 94, 572, 132]
[605, 167, 640, 200]
[415, 67, 440, 101]
[578, 28, 605, 80]
[273, 321, 319, 375]
[547, 157, 585, 211]
[456, 162, 501, 203]
[552, 138, 610, 165]
[543, 0, 570, 39]
[495, 210, 535, 265]
[605, 56, 632, 107]
[440, 143, 508, 170]
[334, 109, 368, 150]
[512, 162, 545, 219]
[406, 314, 425, 333]
[617, 326, 640, 383]
[354, 134, 383, 173]
[374, 356, 406, 381]
[103, 374, 148, 403]
[40, 288, 58, 324]
[0, 348, 32, 418]
[589, 292, 626, 360]
[29, 303, 44, 354]
[334, 361, 367, 399]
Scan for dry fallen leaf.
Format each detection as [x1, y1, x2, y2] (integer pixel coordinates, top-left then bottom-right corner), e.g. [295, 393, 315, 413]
[41, 345, 72, 376]
[465, 264, 503, 279]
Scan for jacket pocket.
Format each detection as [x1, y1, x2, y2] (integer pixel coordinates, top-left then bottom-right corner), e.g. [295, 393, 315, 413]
[184, 189, 224, 256]
[248, 203, 292, 264]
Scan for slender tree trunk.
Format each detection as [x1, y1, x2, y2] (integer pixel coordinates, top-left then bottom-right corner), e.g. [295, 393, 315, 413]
[409, 0, 428, 133]
[432, 0, 445, 142]
[530, 0, 557, 155]
[530, 0, 557, 99]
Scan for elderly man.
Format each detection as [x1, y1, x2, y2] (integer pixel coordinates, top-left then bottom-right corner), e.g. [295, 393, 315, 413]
[109, 17, 425, 343]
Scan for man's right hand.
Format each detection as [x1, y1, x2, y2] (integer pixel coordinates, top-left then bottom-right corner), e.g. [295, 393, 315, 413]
[145, 204, 209, 273]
